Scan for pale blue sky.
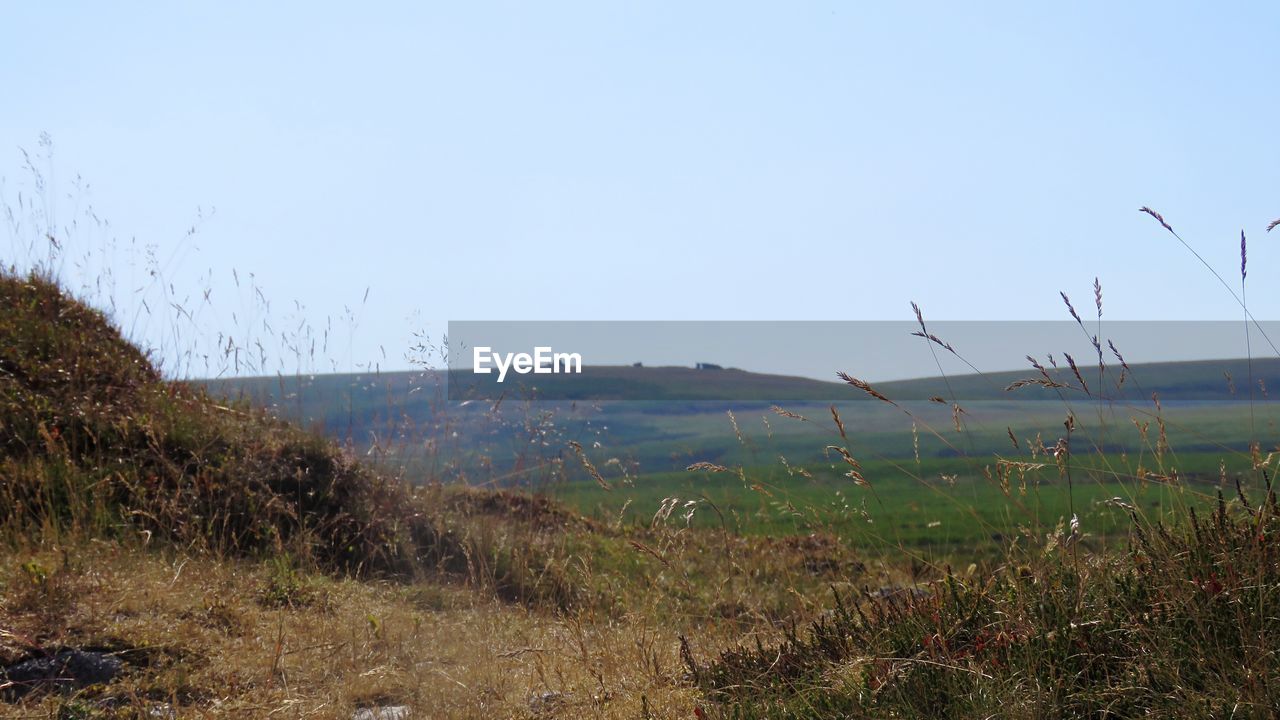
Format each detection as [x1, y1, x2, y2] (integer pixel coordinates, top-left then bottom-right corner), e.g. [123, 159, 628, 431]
[3, 2, 1279, 377]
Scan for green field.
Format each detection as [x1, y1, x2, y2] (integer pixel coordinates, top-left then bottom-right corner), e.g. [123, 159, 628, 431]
[203, 359, 1280, 554]
[553, 451, 1263, 552]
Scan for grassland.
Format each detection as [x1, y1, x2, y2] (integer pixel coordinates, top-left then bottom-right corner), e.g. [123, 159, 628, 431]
[6, 223, 1280, 718]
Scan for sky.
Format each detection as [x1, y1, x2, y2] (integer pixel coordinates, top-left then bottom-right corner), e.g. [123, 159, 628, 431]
[3, 2, 1280, 379]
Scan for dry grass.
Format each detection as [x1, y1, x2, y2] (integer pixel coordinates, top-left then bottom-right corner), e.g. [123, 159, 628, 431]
[0, 541, 713, 719]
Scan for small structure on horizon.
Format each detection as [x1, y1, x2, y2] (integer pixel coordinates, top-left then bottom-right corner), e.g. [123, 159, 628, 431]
[695, 362, 723, 370]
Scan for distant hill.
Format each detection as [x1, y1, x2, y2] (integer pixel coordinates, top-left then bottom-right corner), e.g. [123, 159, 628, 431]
[196, 357, 1279, 477]
[877, 356, 1280, 403]
[447, 364, 852, 401]
[206, 356, 1280, 410]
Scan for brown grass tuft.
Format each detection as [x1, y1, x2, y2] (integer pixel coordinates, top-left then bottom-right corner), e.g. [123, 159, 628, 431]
[835, 372, 896, 405]
[1139, 205, 1175, 234]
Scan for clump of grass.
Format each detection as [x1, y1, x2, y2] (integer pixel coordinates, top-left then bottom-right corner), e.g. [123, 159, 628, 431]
[258, 554, 325, 609]
[5, 555, 85, 636]
[694, 488, 1280, 717]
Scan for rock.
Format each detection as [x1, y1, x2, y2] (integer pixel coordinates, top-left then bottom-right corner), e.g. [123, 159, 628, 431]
[1, 649, 123, 700]
[352, 706, 411, 720]
[871, 585, 931, 603]
[528, 691, 566, 715]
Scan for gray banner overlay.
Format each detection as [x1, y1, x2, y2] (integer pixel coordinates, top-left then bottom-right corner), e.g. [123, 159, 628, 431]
[446, 321, 1280, 402]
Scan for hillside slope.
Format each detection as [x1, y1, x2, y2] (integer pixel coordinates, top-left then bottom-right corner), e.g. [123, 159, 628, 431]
[0, 272, 424, 573]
